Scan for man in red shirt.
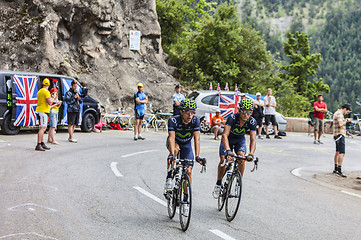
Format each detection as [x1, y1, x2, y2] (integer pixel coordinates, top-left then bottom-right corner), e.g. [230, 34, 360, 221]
[211, 110, 225, 140]
[313, 94, 328, 144]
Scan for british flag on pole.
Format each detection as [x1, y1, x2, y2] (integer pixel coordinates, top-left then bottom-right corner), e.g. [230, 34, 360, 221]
[13, 75, 39, 127]
[218, 94, 240, 119]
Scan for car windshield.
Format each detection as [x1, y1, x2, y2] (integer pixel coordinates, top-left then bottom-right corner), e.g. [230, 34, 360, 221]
[187, 92, 199, 100]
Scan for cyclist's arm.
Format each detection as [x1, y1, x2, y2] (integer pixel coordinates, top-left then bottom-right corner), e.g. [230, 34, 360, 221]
[222, 125, 231, 151]
[194, 131, 200, 158]
[168, 131, 176, 155]
[249, 131, 256, 155]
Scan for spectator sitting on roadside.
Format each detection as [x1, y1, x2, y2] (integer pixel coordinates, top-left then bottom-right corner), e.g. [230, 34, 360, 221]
[240, 93, 246, 100]
[313, 94, 327, 144]
[252, 92, 264, 139]
[211, 110, 225, 140]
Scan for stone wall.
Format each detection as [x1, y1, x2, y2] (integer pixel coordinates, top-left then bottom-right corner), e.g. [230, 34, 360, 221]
[0, 0, 178, 113]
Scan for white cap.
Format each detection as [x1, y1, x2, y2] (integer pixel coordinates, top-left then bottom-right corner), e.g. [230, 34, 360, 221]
[240, 93, 246, 96]
[256, 92, 261, 96]
[216, 109, 221, 113]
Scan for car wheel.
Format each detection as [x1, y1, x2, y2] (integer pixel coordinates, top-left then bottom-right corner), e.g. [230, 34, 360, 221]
[200, 117, 211, 133]
[0, 114, 20, 135]
[81, 112, 95, 132]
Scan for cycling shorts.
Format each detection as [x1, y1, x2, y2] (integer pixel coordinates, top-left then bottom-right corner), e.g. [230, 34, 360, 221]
[36, 112, 49, 127]
[219, 136, 247, 156]
[166, 137, 194, 167]
[135, 109, 145, 120]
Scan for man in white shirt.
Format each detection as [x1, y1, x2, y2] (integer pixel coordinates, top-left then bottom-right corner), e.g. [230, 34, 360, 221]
[264, 88, 282, 139]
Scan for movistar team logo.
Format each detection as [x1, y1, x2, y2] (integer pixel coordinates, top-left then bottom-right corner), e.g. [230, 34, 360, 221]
[232, 128, 245, 134]
[176, 132, 191, 138]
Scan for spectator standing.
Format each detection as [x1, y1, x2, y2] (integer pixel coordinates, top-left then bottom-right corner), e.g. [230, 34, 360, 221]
[35, 78, 52, 151]
[47, 88, 62, 145]
[211, 110, 225, 140]
[64, 80, 81, 143]
[313, 94, 328, 144]
[252, 92, 264, 139]
[332, 103, 352, 177]
[134, 83, 148, 140]
[172, 84, 185, 116]
[264, 88, 282, 139]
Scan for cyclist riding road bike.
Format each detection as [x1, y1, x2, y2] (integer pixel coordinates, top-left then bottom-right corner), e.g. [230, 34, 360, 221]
[164, 99, 206, 212]
[212, 99, 257, 199]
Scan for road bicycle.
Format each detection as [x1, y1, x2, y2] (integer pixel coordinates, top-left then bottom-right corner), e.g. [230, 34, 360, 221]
[128, 113, 168, 131]
[165, 156, 206, 231]
[217, 154, 258, 222]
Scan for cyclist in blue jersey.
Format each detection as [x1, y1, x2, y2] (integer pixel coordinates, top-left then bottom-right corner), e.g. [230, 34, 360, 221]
[212, 98, 257, 198]
[164, 99, 206, 193]
[134, 83, 148, 140]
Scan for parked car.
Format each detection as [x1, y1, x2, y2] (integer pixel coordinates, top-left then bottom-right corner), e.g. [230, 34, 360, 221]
[0, 70, 101, 135]
[187, 90, 287, 134]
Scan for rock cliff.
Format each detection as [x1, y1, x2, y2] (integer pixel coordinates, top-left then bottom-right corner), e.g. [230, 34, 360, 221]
[0, 0, 177, 112]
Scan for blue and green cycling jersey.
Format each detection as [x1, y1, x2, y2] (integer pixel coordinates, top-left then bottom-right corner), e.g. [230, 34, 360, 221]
[226, 113, 257, 139]
[168, 115, 200, 144]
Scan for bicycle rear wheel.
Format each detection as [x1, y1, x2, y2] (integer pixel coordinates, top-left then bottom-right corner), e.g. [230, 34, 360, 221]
[225, 172, 242, 222]
[217, 173, 228, 211]
[167, 190, 177, 219]
[179, 174, 192, 231]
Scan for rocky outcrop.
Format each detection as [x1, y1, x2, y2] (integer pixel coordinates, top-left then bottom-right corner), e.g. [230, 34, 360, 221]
[0, 0, 177, 112]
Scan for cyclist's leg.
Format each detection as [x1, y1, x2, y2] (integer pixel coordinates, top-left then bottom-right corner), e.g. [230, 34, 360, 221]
[235, 137, 247, 176]
[179, 141, 194, 183]
[218, 141, 228, 183]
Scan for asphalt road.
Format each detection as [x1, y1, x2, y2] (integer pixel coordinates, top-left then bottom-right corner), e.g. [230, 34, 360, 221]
[1, 129, 361, 240]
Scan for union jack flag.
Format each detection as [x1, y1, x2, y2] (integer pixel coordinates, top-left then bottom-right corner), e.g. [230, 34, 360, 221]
[13, 75, 39, 126]
[218, 94, 240, 119]
[217, 83, 221, 93]
[224, 82, 229, 91]
[209, 82, 213, 91]
[235, 84, 239, 94]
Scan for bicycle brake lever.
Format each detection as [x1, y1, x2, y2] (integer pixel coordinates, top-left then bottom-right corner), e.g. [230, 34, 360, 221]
[250, 158, 259, 172]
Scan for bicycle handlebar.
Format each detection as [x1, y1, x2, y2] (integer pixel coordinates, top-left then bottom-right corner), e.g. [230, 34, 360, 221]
[221, 155, 259, 172]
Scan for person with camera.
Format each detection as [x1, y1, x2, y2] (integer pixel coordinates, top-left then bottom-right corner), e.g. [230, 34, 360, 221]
[64, 80, 81, 143]
[47, 87, 62, 145]
[332, 103, 353, 177]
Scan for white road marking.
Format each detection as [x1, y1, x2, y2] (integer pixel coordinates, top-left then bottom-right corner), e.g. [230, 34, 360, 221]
[0, 140, 7, 143]
[209, 229, 236, 240]
[291, 167, 303, 177]
[7, 203, 58, 212]
[110, 162, 123, 177]
[133, 186, 167, 207]
[121, 149, 158, 158]
[341, 190, 361, 199]
[0, 232, 58, 239]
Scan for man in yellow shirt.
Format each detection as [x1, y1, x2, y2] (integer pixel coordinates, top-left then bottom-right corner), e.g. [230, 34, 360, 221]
[35, 78, 53, 151]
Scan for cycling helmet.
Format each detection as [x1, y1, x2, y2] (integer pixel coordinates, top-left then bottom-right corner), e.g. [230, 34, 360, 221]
[180, 98, 197, 110]
[239, 98, 254, 111]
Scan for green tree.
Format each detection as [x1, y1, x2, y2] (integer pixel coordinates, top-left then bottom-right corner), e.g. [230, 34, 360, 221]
[175, 3, 275, 91]
[277, 31, 330, 117]
[156, 0, 215, 53]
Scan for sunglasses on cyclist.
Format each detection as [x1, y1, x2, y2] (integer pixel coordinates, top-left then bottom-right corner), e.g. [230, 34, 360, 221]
[240, 110, 252, 115]
[183, 109, 196, 114]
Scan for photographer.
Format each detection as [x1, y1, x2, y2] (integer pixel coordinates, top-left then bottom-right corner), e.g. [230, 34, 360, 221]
[64, 80, 81, 143]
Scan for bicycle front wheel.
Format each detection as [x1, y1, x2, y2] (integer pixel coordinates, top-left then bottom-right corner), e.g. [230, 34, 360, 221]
[225, 172, 242, 222]
[218, 173, 228, 211]
[167, 190, 176, 219]
[179, 174, 192, 231]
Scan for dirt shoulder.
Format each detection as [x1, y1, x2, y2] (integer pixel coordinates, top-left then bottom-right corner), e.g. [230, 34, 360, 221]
[314, 171, 361, 191]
